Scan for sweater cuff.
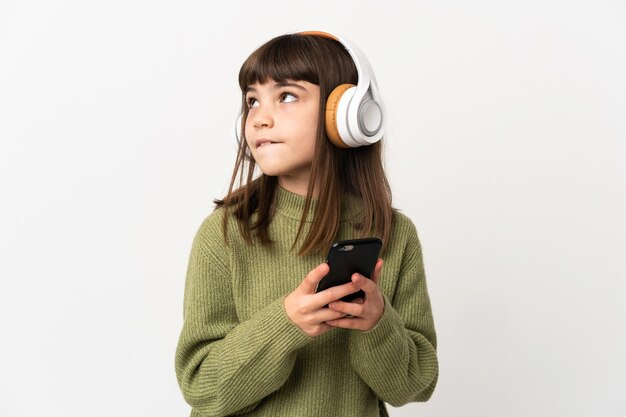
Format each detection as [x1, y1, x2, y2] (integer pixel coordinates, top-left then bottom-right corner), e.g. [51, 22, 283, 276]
[350, 294, 405, 351]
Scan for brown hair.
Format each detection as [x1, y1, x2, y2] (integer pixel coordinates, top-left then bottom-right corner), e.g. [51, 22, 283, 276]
[214, 33, 394, 256]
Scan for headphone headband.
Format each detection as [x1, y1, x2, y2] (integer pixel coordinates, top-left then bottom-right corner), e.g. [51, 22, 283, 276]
[295, 30, 374, 94]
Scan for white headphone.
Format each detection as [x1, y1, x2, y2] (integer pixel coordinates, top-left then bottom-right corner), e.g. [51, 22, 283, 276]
[235, 30, 386, 148]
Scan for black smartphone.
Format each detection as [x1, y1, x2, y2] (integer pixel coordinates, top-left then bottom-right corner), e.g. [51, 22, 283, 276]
[315, 237, 383, 303]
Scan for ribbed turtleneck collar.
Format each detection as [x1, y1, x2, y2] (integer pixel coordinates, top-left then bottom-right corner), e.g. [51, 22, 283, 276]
[273, 185, 364, 223]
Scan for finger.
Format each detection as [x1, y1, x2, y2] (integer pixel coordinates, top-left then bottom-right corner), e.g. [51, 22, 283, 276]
[371, 258, 383, 285]
[299, 262, 330, 293]
[313, 280, 360, 308]
[326, 317, 365, 330]
[312, 307, 352, 323]
[328, 300, 365, 317]
[351, 273, 380, 296]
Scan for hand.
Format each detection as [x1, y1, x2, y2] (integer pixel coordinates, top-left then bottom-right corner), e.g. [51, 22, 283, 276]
[284, 262, 363, 337]
[325, 259, 385, 331]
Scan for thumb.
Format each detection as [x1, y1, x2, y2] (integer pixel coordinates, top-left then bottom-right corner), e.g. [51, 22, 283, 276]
[300, 262, 330, 293]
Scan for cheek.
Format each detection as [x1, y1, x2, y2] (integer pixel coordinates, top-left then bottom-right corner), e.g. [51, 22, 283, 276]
[244, 123, 255, 149]
[304, 131, 317, 155]
[302, 108, 320, 147]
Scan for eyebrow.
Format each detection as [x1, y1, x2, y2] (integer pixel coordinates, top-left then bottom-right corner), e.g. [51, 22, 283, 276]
[245, 81, 308, 94]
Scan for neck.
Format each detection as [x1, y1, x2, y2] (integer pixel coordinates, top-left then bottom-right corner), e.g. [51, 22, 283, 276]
[273, 184, 364, 223]
[278, 176, 319, 197]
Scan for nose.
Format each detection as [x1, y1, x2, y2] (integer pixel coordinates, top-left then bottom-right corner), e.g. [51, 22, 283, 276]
[251, 105, 274, 129]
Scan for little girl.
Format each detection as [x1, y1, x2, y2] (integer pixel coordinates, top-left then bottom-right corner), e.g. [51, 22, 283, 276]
[175, 30, 438, 417]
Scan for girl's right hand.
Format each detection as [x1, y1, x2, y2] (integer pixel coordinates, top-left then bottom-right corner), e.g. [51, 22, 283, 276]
[283, 262, 361, 337]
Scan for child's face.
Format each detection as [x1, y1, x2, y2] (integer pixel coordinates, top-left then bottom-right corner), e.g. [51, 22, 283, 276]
[244, 78, 320, 192]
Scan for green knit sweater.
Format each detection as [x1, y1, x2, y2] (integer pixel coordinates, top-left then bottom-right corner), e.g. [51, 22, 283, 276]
[175, 186, 438, 417]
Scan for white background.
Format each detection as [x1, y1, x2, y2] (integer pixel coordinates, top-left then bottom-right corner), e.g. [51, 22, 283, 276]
[1, 1, 625, 416]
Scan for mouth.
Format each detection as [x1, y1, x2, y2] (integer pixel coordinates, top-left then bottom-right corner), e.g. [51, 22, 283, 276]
[255, 139, 279, 148]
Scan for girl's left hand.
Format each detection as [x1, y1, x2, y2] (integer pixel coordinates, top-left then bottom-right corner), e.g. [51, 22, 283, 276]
[325, 259, 385, 331]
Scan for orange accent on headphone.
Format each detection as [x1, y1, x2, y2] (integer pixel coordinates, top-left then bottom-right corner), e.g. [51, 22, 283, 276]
[325, 84, 354, 148]
[296, 31, 338, 41]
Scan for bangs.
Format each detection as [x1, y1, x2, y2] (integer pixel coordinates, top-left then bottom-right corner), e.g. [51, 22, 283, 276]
[238, 35, 321, 91]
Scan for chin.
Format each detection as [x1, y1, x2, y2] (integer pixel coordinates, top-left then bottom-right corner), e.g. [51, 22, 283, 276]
[254, 162, 285, 177]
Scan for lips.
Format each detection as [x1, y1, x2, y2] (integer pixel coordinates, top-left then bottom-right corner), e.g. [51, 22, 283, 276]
[255, 139, 279, 148]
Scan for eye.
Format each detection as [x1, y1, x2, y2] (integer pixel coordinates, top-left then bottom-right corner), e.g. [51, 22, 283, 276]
[246, 91, 299, 109]
[246, 97, 258, 109]
[281, 92, 298, 103]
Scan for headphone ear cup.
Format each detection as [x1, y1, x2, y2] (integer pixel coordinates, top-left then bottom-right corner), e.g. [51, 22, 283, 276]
[325, 83, 355, 148]
[234, 112, 253, 160]
[235, 112, 243, 144]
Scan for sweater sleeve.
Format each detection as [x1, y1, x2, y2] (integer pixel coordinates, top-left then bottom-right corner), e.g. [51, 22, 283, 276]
[174, 215, 314, 416]
[348, 222, 439, 406]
